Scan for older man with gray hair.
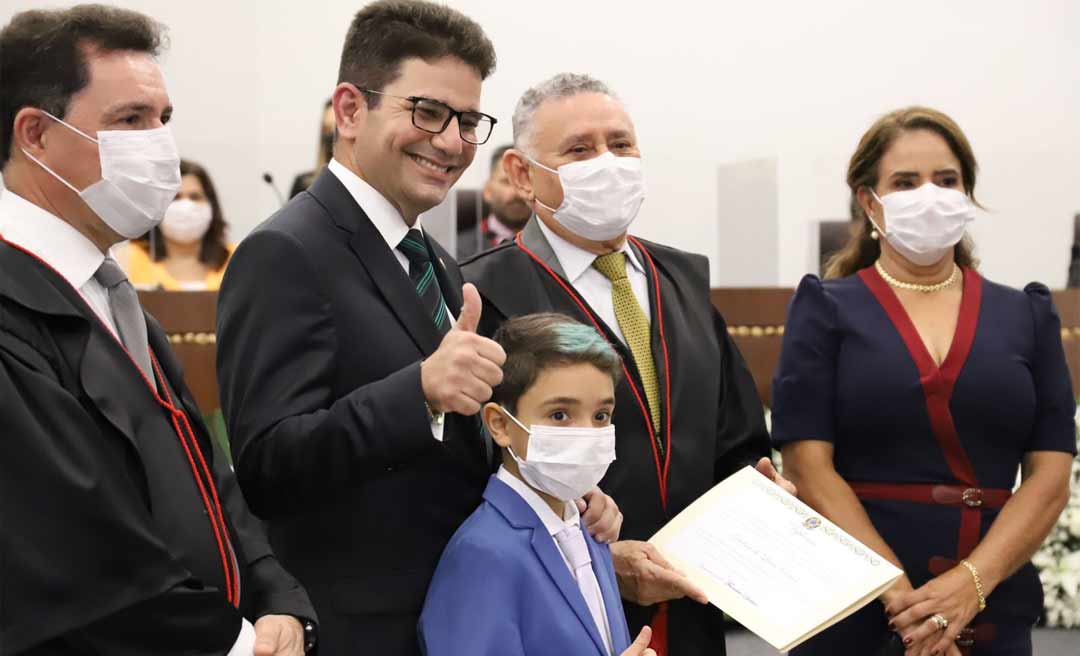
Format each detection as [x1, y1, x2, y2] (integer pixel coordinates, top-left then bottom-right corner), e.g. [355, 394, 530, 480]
[461, 73, 791, 656]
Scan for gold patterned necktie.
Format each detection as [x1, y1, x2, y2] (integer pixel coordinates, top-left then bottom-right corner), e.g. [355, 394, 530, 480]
[592, 251, 661, 442]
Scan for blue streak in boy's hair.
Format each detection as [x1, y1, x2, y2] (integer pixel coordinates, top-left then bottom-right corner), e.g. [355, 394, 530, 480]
[551, 322, 618, 363]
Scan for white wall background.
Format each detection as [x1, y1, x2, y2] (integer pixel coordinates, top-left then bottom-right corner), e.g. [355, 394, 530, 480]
[4, 0, 1077, 287]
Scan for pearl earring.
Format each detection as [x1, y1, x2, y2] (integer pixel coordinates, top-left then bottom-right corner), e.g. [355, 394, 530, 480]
[870, 229, 879, 240]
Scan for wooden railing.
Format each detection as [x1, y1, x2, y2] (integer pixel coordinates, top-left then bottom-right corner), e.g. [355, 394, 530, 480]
[140, 288, 1080, 418]
[138, 290, 219, 416]
[712, 288, 1080, 407]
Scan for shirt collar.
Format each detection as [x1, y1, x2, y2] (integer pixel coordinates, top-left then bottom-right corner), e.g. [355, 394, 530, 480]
[485, 214, 517, 242]
[536, 217, 644, 284]
[496, 465, 579, 536]
[0, 188, 107, 290]
[328, 157, 422, 251]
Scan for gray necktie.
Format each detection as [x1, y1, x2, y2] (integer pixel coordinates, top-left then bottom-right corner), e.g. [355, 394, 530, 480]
[94, 257, 154, 382]
[555, 525, 613, 655]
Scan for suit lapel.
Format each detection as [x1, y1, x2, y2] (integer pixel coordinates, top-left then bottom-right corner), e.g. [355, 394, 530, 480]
[586, 532, 631, 653]
[350, 228, 444, 355]
[0, 241, 178, 459]
[519, 217, 569, 280]
[78, 325, 149, 451]
[529, 530, 609, 656]
[5, 244, 153, 452]
[426, 232, 463, 321]
[485, 477, 607, 656]
[520, 220, 656, 386]
[307, 169, 444, 356]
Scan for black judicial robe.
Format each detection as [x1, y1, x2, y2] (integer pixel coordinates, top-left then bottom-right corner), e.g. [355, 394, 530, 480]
[0, 240, 314, 655]
[462, 217, 771, 656]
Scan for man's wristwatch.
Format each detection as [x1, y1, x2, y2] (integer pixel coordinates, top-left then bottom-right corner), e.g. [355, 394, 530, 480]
[302, 619, 317, 653]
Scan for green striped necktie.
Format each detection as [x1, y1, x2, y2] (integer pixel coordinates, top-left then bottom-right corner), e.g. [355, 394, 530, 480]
[397, 229, 452, 335]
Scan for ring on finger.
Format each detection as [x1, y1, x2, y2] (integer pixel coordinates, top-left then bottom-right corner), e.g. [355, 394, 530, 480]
[931, 614, 949, 631]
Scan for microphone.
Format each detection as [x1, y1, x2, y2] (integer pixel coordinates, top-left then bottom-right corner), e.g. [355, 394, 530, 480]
[262, 172, 286, 207]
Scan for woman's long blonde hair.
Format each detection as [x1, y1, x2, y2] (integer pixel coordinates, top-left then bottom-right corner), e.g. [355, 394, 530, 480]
[823, 106, 980, 279]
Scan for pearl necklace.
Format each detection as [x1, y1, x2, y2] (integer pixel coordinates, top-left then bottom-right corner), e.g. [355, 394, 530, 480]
[874, 260, 960, 293]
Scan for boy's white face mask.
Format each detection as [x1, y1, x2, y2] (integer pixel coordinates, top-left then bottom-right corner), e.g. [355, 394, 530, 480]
[498, 406, 616, 501]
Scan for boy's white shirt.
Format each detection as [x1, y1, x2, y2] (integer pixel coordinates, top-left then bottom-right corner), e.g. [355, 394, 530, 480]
[495, 466, 614, 654]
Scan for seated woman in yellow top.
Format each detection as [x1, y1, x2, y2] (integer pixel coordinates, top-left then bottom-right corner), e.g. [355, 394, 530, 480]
[125, 159, 233, 290]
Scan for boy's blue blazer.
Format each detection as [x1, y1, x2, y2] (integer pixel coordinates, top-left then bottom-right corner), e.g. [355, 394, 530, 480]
[419, 475, 632, 655]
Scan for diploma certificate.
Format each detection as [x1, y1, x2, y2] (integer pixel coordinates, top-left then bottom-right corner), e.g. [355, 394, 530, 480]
[650, 466, 903, 652]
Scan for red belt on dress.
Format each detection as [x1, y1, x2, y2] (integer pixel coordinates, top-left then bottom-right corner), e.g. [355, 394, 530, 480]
[849, 481, 1011, 558]
[849, 482, 1011, 510]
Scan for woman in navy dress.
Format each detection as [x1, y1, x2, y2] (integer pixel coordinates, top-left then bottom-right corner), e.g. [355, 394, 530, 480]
[771, 107, 1076, 656]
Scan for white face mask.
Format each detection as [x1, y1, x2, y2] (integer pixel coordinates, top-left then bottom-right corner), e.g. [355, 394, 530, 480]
[21, 111, 182, 239]
[528, 151, 646, 241]
[498, 406, 616, 501]
[161, 199, 213, 244]
[868, 182, 976, 266]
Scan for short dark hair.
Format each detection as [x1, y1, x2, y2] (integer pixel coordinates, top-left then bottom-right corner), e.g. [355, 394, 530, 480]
[137, 159, 230, 270]
[489, 143, 512, 174]
[338, 0, 496, 109]
[0, 4, 166, 168]
[491, 313, 622, 414]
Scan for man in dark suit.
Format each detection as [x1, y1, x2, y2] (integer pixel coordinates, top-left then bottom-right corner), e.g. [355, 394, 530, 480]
[0, 6, 314, 654]
[461, 73, 794, 656]
[216, 3, 621, 655]
[455, 144, 532, 260]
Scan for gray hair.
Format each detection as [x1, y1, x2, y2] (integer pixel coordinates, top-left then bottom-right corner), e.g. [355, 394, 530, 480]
[511, 73, 620, 154]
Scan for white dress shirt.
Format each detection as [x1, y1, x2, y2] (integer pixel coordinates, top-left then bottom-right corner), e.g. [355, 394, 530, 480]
[0, 189, 119, 337]
[536, 219, 650, 345]
[328, 158, 449, 441]
[496, 466, 614, 654]
[226, 618, 256, 656]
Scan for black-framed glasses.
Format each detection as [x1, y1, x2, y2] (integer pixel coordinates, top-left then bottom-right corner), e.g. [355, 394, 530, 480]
[359, 88, 497, 145]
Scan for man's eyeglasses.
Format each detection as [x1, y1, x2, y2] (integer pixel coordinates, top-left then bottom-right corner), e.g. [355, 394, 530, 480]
[359, 89, 497, 145]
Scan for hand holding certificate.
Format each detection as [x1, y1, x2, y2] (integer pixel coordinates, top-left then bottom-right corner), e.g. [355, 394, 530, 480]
[650, 466, 902, 652]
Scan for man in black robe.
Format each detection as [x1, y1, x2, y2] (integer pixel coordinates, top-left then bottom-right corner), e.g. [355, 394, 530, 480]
[0, 6, 315, 654]
[462, 72, 794, 656]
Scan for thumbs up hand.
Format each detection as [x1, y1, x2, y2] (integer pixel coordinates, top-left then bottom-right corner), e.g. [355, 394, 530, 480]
[620, 627, 657, 656]
[455, 282, 483, 333]
[420, 283, 507, 416]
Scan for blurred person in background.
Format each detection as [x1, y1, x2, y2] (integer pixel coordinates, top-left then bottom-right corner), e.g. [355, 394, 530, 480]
[1066, 213, 1080, 288]
[456, 143, 531, 259]
[125, 158, 233, 290]
[289, 99, 334, 198]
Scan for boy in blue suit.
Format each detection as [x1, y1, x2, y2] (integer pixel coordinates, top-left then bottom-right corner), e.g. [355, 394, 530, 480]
[419, 313, 656, 656]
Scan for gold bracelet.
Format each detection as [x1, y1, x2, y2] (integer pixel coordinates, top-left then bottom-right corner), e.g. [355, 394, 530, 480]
[960, 559, 987, 612]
